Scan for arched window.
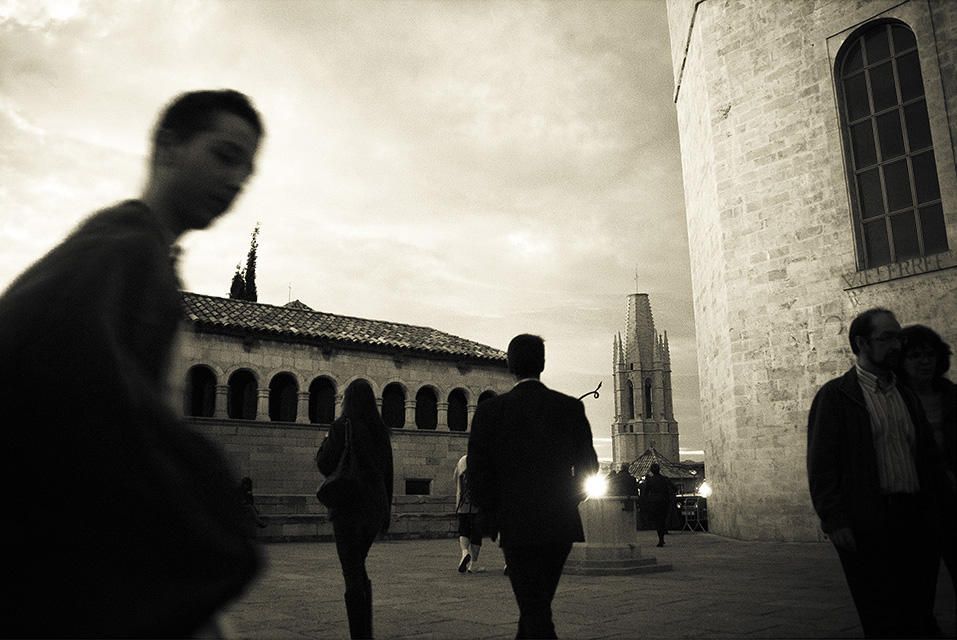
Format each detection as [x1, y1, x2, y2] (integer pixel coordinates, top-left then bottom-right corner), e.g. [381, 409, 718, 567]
[184, 365, 216, 418]
[477, 390, 497, 404]
[415, 387, 438, 430]
[643, 378, 653, 419]
[309, 377, 336, 424]
[837, 20, 947, 269]
[227, 370, 258, 420]
[269, 372, 298, 422]
[447, 388, 468, 431]
[624, 380, 635, 420]
[382, 382, 406, 429]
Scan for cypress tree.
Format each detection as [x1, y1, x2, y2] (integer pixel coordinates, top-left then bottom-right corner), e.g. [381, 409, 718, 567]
[243, 223, 260, 302]
[229, 264, 245, 299]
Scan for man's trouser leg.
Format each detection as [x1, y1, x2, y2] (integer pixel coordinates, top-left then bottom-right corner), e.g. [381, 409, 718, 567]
[836, 496, 938, 639]
[503, 543, 572, 639]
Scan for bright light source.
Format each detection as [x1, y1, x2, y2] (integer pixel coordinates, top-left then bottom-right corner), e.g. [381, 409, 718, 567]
[584, 474, 608, 499]
[698, 481, 713, 498]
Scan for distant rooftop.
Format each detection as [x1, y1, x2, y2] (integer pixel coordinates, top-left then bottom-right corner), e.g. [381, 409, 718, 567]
[181, 292, 507, 364]
[629, 447, 699, 480]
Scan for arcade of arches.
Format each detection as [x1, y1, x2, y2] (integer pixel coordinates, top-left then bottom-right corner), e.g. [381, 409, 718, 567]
[183, 364, 499, 430]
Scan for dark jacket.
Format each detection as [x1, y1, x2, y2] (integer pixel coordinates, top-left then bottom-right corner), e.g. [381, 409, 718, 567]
[467, 379, 599, 547]
[807, 367, 940, 535]
[932, 377, 956, 480]
[641, 473, 674, 506]
[0, 201, 260, 637]
[316, 416, 394, 532]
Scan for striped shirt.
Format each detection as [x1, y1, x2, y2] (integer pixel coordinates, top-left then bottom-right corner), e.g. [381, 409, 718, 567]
[856, 365, 920, 494]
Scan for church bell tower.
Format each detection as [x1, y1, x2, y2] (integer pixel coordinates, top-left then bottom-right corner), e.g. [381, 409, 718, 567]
[611, 291, 679, 464]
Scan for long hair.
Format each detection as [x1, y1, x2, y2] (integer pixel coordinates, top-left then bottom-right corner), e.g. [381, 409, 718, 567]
[339, 379, 389, 438]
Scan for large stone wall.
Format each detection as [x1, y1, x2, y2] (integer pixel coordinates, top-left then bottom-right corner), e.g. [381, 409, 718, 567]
[186, 417, 469, 498]
[666, 0, 957, 541]
[170, 327, 514, 498]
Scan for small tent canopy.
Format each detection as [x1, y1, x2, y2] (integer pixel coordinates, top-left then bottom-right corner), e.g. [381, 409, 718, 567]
[628, 447, 698, 482]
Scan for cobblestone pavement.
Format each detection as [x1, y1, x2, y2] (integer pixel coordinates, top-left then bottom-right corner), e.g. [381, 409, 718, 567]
[222, 530, 956, 639]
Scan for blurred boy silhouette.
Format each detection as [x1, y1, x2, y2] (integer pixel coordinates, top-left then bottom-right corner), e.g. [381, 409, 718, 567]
[0, 89, 264, 637]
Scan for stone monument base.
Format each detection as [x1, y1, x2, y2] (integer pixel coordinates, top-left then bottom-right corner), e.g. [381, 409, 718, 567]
[564, 496, 672, 576]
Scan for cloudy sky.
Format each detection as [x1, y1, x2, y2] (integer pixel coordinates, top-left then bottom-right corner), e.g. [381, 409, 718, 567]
[0, 0, 703, 461]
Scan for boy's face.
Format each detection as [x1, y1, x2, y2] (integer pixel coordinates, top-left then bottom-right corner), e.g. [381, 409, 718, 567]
[161, 111, 261, 230]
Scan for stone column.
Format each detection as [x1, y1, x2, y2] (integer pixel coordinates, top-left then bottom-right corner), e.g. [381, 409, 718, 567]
[466, 403, 478, 432]
[214, 384, 229, 418]
[296, 391, 310, 424]
[335, 393, 344, 419]
[256, 389, 270, 422]
[405, 400, 416, 429]
[437, 401, 449, 431]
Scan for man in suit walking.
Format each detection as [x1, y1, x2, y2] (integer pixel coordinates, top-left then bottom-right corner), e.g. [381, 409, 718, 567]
[468, 334, 599, 638]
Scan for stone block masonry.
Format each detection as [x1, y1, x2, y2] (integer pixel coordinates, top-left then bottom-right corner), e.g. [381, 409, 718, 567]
[666, 0, 957, 540]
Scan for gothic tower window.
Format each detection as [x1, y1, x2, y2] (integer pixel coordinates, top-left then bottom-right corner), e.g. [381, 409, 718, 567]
[625, 380, 635, 420]
[415, 387, 438, 430]
[269, 372, 298, 422]
[382, 382, 406, 429]
[184, 365, 216, 418]
[227, 369, 257, 420]
[447, 388, 468, 431]
[837, 20, 947, 269]
[644, 378, 653, 419]
[309, 376, 336, 424]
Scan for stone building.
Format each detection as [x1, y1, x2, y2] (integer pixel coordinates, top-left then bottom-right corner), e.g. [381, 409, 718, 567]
[612, 292, 679, 464]
[171, 292, 513, 506]
[665, 0, 957, 540]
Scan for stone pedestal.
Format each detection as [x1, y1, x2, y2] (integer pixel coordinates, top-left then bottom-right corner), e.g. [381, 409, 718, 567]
[564, 497, 671, 575]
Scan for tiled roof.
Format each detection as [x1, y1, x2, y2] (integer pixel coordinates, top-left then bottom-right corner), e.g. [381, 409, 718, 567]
[182, 292, 507, 363]
[628, 447, 699, 480]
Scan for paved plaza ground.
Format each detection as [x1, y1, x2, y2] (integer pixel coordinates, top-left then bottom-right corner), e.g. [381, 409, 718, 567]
[223, 530, 956, 639]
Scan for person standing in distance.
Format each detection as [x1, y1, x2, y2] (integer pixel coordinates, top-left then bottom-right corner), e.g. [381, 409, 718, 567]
[0, 90, 264, 637]
[316, 379, 394, 639]
[468, 334, 599, 639]
[641, 462, 675, 547]
[453, 453, 486, 573]
[807, 308, 943, 638]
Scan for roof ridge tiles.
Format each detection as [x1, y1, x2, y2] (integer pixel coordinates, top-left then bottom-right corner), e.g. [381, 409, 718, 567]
[180, 291, 507, 362]
[184, 290, 457, 335]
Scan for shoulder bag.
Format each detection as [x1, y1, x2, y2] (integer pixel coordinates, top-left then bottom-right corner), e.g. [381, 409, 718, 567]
[316, 418, 361, 509]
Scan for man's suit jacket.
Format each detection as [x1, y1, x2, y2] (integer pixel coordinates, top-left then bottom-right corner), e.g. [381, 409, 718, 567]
[807, 367, 940, 536]
[467, 379, 599, 547]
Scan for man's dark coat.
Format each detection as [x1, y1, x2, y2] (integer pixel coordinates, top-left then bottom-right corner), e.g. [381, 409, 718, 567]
[467, 379, 599, 547]
[807, 366, 939, 535]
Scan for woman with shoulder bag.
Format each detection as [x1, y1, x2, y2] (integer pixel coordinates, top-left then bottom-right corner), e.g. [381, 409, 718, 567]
[315, 379, 394, 639]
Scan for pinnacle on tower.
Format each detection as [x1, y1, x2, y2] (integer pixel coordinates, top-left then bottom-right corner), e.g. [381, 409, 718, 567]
[613, 334, 619, 370]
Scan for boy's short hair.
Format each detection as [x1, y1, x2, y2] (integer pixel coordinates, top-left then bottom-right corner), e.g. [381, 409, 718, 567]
[507, 334, 545, 378]
[152, 89, 263, 150]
